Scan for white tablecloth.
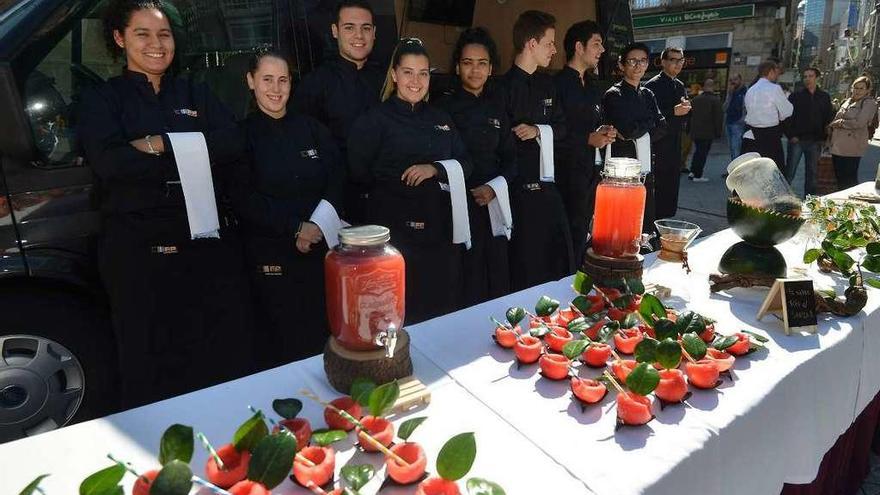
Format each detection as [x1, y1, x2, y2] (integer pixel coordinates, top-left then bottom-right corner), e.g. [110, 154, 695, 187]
[0, 346, 585, 494]
[404, 182, 880, 494]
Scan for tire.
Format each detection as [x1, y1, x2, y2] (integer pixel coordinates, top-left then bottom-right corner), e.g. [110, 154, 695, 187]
[0, 285, 119, 443]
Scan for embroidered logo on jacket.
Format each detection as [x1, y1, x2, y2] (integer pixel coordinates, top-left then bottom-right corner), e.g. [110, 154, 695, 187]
[488, 118, 501, 129]
[434, 124, 451, 131]
[300, 149, 320, 159]
[542, 98, 553, 107]
[173, 108, 199, 117]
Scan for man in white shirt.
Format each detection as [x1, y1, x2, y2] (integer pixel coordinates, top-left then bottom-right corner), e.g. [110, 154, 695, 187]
[742, 59, 793, 170]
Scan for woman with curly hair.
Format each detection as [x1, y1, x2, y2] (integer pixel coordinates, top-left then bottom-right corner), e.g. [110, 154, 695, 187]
[77, 0, 252, 407]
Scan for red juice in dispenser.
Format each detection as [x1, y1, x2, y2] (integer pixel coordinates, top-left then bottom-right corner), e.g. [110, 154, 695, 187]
[325, 225, 405, 351]
[591, 158, 646, 258]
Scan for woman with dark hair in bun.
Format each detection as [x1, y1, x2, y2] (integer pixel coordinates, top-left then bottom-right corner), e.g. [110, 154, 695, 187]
[77, 0, 252, 407]
[348, 38, 473, 324]
[229, 50, 343, 367]
[436, 27, 516, 306]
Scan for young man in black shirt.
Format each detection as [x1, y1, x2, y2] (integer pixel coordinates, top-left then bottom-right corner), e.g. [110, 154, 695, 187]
[292, 0, 384, 224]
[498, 10, 573, 290]
[554, 20, 617, 263]
[783, 67, 833, 196]
[601, 42, 667, 235]
[644, 47, 690, 219]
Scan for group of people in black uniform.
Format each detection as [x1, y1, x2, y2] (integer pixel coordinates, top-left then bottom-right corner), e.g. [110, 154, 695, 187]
[81, 0, 680, 407]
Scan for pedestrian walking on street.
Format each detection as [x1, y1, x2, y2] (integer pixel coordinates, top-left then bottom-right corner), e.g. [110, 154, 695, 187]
[724, 73, 747, 162]
[687, 79, 722, 181]
[783, 67, 833, 196]
[828, 76, 878, 191]
[742, 60, 793, 170]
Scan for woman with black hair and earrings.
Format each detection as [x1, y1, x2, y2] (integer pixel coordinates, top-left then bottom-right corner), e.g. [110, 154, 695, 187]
[436, 27, 516, 306]
[348, 38, 473, 324]
[77, 0, 252, 408]
[230, 50, 344, 368]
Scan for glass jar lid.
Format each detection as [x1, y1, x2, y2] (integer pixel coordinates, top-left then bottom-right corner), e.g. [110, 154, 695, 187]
[603, 157, 643, 179]
[338, 225, 391, 246]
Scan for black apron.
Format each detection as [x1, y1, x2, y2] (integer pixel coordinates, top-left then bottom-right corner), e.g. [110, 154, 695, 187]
[463, 195, 510, 306]
[742, 125, 785, 172]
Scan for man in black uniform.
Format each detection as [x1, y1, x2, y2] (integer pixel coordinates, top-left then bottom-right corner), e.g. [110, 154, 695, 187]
[292, 0, 384, 224]
[644, 47, 690, 220]
[499, 10, 573, 291]
[601, 42, 667, 235]
[554, 20, 616, 263]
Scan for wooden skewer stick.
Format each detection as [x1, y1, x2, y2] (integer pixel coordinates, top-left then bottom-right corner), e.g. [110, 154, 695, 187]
[681, 347, 697, 364]
[356, 430, 410, 467]
[296, 452, 318, 467]
[610, 349, 623, 362]
[197, 432, 226, 471]
[305, 481, 330, 495]
[299, 389, 365, 430]
[602, 370, 627, 394]
[106, 453, 146, 483]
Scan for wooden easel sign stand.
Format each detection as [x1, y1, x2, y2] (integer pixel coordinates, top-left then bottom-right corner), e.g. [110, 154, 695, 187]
[757, 278, 818, 335]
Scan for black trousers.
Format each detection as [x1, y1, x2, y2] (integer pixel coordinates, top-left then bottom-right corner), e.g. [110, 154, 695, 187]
[244, 235, 328, 370]
[832, 154, 862, 191]
[741, 125, 785, 172]
[653, 133, 683, 219]
[557, 158, 600, 265]
[690, 138, 714, 178]
[99, 215, 254, 408]
[509, 182, 575, 291]
[462, 196, 511, 307]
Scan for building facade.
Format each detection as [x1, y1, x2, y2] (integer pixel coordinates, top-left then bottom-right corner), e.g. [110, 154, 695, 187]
[632, 0, 790, 96]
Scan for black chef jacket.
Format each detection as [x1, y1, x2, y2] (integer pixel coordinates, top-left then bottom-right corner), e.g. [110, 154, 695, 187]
[348, 95, 472, 324]
[436, 84, 516, 305]
[644, 71, 687, 219]
[230, 110, 343, 367]
[601, 79, 666, 238]
[554, 66, 603, 261]
[77, 69, 252, 408]
[293, 56, 383, 224]
[497, 65, 574, 290]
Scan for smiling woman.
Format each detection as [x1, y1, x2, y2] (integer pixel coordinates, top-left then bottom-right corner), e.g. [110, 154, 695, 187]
[76, 0, 254, 408]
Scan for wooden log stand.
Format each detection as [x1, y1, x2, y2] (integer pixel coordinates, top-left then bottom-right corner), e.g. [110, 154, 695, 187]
[581, 248, 644, 287]
[323, 328, 414, 394]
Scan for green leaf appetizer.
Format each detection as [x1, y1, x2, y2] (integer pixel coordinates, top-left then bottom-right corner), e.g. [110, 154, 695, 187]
[634, 338, 659, 364]
[625, 277, 646, 295]
[350, 378, 377, 407]
[149, 460, 192, 495]
[310, 429, 348, 447]
[535, 296, 560, 317]
[437, 432, 477, 481]
[625, 363, 660, 396]
[654, 318, 678, 341]
[79, 464, 125, 495]
[562, 339, 590, 360]
[341, 464, 375, 491]
[656, 338, 683, 370]
[466, 478, 507, 495]
[18, 474, 49, 495]
[246, 431, 297, 489]
[638, 293, 666, 326]
[271, 398, 303, 420]
[621, 312, 640, 329]
[573, 271, 593, 295]
[505, 307, 526, 326]
[529, 323, 552, 338]
[232, 411, 269, 452]
[398, 416, 428, 442]
[713, 335, 739, 351]
[368, 380, 400, 417]
[158, 424, 194, 465]
[680, 333, 707, 361]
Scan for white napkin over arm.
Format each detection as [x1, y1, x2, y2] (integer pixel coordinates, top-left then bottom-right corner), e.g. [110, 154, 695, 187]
[635, 133, 652, 174]
[436, 159, 472, 250]
[535, 124, 555, 182]
[309, 199, 349, 248]
[166, 132, 220, 239]
[485, 176, 513, 240]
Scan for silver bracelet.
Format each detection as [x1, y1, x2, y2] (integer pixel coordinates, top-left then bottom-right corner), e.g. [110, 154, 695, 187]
[145, 135, 160, 155]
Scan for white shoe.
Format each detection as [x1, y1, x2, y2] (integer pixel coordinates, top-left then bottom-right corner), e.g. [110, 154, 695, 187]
[692, 177, 709, 182]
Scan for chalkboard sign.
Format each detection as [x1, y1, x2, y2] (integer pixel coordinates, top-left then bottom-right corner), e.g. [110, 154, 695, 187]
[757, 279, 818, 335]
[596, 0, 634, 79]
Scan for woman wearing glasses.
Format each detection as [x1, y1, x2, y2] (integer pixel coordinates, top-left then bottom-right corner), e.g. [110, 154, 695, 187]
[827, 76, 878, 191]
[348, 39, 472, 324]
[229, 50, 343, 367]
[436, 28, 516, 306]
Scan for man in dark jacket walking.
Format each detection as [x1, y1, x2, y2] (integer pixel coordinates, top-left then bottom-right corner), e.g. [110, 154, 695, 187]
[783, 67, 833, 196]
[687, 79, 723, 181]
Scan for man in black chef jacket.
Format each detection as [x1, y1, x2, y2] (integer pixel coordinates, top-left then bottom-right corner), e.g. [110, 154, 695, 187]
[498, 10, 573, 291]
[644, 47, 690, 220]
[292, 0, 384, 224]
[554, 20, 617, 263]
[601, 42, 667, 236]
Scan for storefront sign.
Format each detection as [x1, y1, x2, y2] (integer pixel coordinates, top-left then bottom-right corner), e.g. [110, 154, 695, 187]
[634, 4, 755, 29]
